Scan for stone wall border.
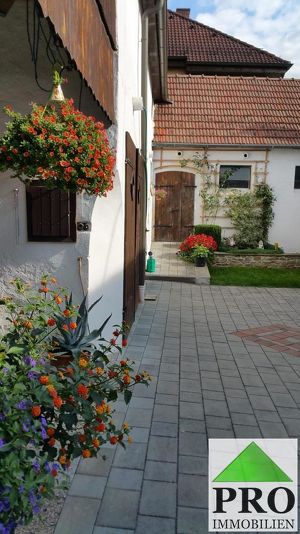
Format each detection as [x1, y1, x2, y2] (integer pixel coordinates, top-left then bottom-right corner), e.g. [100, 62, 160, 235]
[213, 252, 300, 268]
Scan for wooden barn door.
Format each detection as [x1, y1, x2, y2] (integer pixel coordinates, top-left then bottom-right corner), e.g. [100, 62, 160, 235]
[123, 133, 146, 329]
[155, 172, 195, 241]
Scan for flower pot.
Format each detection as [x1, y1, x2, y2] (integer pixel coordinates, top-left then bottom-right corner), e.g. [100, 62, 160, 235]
[195, 256, 206, 267]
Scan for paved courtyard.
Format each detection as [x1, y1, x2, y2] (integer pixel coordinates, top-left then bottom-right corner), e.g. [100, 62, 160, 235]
[55, 281, 300, 534]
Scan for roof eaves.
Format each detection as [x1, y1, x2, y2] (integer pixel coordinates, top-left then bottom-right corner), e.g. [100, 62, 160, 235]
[153, 142, 300, 150]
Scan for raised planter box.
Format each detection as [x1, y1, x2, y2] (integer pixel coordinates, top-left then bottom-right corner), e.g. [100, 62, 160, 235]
[213, 253, 300, 268]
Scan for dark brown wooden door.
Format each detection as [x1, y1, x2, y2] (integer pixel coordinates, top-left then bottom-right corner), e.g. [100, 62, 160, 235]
[124, 133, 137, 329]
[155, 172, 195, 241]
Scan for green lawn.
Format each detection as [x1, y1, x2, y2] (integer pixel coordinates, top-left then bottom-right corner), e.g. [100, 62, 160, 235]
[209, 266, 300, 287]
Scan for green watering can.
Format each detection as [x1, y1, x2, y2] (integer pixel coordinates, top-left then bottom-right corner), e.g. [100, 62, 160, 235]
[146, 251, 156, 273]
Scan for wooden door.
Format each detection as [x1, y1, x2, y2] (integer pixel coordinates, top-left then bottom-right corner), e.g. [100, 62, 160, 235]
[123, 133, 137, 329]
[123, 135, 146, 330]
[155, 172, 195, 241]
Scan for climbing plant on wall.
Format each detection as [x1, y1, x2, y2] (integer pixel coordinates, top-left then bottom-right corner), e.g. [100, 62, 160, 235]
[254, 183, 276, 242]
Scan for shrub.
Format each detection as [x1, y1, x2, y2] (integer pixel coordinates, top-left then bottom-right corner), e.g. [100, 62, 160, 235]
[224, 191, 263, 248]
[0, 277, 151, 531]
[194, 225, 222, 248]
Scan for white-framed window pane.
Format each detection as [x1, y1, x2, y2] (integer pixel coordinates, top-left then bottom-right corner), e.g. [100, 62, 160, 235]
[220, 165, 251, 189]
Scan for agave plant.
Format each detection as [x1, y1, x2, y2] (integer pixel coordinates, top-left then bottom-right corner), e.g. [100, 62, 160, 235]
[51, 295, 112, 358]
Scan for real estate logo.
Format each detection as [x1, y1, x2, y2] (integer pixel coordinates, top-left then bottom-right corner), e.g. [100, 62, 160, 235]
[209, 439, 298, 532]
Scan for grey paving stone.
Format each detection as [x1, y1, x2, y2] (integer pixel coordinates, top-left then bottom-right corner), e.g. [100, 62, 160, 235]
[77, 449, 114, 477]
[248, 395, 276, 411]
[180, 391, 203, 403]
[179, 418, 206, 433]
[234, 425, 262, 438]
[245, 386, 268, 396]
[156, 393, 179, 405]
[207, 428, 235, 438]
[133, 379, 157, 398]
[180, 378, 202, 392]
[227, 397, 254, 414]
[130, 427, 150, 443]
[231, 413, 258, 426]
[204, 399, 229, 417]
[157, 380, 179, 395]
[147, 435, 177, 462]
[283, 418, 300, 437]
[178, 474, 207, 508]
[206, 416, 232, 430]
[259, 421, 289, 438]
[144, 460, 177, 482]
[136, 515, 175, 534]
[113, 442, 147, 470]
[129, 396, 154, 409]
[126, 407, 152, 428]
[139, 481, 177, 518]
[259, 372, 284, 386]
[201, 377, 224, 392]
[107, 467, 143, 491]
[151, 421, 178, 437]
[69, 475, 107, 499]
[179, 431, 207, 456]
[269, 392, 297, 408]
[96, 488, 139, 529]
[55, 496, 100, 534]
[180, 401, 204, 420]
[241, 373, 264, 387]
[153, 404, 178, 423]
[224, 388, 248, 399]
[178, 455, 208, 475]
[202, 389, 226, 401]
[254, 410, 282, 423]
[277, 406, 300, 419]
[222, 376, 244, 389]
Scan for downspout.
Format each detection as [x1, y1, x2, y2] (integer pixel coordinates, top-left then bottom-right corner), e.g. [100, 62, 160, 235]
[140, 0, 165, 286]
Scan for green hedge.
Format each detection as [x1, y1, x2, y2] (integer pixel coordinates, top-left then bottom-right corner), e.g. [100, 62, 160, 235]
[194, 225, 222, 248]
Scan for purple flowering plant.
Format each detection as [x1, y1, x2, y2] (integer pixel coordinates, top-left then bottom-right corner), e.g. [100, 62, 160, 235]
[0, 277, 151, 532]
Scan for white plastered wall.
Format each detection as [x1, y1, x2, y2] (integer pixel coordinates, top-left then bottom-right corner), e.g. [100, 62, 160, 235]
[153, 146, 300, 252]
[0, 0, 146, 337]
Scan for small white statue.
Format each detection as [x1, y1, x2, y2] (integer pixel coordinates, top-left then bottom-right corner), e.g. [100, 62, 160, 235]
[229, 237, 235, 247]
[258, 240, 264, 249]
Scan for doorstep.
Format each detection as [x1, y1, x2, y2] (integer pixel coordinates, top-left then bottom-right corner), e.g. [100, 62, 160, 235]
[145, 242, 210, 285]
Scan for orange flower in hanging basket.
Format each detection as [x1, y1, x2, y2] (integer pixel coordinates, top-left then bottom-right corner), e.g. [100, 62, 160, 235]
[0, 100, 115, 196]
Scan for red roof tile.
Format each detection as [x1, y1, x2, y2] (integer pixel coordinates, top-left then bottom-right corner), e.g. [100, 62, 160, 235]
[154, 75, 300, 147]
[168, 10, 291, 68]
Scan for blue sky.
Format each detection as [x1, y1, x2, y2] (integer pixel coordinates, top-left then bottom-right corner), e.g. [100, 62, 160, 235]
[167, 0, 300, 77]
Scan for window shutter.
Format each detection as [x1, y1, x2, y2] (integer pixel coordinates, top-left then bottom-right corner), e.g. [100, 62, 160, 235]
[26, 184, 76, 242]
[294, 167, 300, 189]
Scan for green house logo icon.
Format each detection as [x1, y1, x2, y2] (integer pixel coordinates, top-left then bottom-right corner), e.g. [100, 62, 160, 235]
[213, 442, 292, 483]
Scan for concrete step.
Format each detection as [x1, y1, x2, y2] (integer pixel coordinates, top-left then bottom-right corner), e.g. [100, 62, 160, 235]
[145, 242, 211, 285]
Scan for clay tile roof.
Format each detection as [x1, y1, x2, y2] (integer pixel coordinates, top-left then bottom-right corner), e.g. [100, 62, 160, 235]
[154, 75, 300, 147]
[168, 9, 291, 68]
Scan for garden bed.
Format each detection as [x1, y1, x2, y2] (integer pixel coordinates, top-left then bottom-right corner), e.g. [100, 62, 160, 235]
[213, 252, 300, 268]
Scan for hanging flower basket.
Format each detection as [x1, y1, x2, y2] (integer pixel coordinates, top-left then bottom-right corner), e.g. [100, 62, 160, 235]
[0, 99, 115, 196]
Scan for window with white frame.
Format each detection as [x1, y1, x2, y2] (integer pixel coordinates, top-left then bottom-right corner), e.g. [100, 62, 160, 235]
[219, 165, 251, 189]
